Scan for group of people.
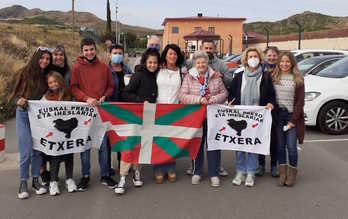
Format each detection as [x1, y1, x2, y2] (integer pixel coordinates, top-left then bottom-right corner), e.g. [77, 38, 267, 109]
[10, 34, 304, 200]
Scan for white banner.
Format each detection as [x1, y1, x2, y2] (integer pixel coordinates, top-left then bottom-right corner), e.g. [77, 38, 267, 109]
[28, 101, 107, 156]
[207, 104, 272, 155]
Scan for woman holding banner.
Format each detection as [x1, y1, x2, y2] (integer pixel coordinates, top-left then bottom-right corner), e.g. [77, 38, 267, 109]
[152, 44, 185, 184]
[228, 47, 275, 187]
[272, 52, 304, 187]
[9, 47, 52, 199]
[179, 51, 227, 187]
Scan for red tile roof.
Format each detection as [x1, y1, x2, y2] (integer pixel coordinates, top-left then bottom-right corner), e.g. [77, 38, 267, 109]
[184, 30, 221, 40]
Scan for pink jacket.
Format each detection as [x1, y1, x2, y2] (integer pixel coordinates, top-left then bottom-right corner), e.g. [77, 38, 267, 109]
[179, 68, 228, 104]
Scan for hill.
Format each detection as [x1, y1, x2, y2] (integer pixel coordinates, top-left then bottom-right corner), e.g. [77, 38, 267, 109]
[244, 11, 348, 35]
[0, 5, 157, 37]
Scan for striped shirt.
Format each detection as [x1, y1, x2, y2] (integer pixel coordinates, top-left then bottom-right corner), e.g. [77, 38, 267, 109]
[275, 74, 295, 112]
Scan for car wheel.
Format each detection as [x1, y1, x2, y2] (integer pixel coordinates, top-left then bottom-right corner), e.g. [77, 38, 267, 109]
[318, 101, 348, 135]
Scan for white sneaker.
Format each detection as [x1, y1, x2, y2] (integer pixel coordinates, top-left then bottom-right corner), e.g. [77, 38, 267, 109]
[219, 167, 229, 177]
[232, 172, 245, 186]
[210, 176, 220, 187]
[65, 178, 77, 193]
[49, 181, 60, 196]
[191, 175, 201, 185]
[133, 170, 143, 187]
[18, 181, 29, 199]
[115, 176, 126, 195]
[245, 174, 255, 187]
[186, 167, 193, 175]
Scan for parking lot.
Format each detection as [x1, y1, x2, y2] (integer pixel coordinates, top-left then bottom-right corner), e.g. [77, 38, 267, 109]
[1, 118, 348, 219]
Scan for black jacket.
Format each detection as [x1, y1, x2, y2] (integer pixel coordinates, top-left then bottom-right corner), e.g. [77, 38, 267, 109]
[228, 70, 276, 107]
[121, 68, 158, 103]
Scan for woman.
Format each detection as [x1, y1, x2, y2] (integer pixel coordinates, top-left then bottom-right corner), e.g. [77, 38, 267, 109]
[179, 51, 227, 187]
[153, 44, 185, 183]
[50, 44, 70, 82]
[256, 46, 280, 177]
[272, 52, 304, 187]
[9, 47, 51, 199]
[228, 47, 275, 187]
[115, 48, 160, 195]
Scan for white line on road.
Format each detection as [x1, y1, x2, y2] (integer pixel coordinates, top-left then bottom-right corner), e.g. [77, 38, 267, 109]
[304, 138, 348, 143]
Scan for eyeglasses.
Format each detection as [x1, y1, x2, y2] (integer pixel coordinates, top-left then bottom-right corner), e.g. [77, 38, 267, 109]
[36, 46, 52, 52]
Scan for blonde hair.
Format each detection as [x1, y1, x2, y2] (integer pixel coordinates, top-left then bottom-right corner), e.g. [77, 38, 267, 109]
[241, 47, 264, 67]
[45, 71, 72, 101]
[272, 52, 304, 86]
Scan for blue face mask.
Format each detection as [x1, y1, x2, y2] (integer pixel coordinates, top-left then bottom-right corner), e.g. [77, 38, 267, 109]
[111, 54, 123, 64]
[264, 62, 276, 69]
[148, 44, 161, 52]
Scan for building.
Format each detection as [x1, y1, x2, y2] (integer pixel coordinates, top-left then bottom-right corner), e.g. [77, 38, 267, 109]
[162, 13, 246, 56]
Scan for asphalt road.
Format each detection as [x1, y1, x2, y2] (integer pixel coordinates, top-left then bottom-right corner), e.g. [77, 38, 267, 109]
[1, 118, 348, 219]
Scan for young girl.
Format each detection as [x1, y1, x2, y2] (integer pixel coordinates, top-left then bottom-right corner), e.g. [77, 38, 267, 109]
[42, 71, 77, 195]
[272, 52, 305, 187]
[115, 48, 160, 194]
[9, 47, 51, 199]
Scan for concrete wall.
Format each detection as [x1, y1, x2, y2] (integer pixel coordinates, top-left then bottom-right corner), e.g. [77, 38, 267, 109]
[248, 37, 348, 51]
[163, 20, 244, 54]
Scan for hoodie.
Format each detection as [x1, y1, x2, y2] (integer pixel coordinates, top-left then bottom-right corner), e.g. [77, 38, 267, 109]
[70, 56, 114, 101]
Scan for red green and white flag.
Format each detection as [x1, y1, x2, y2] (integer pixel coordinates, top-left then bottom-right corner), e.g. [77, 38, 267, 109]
[98, 102, 206, 164]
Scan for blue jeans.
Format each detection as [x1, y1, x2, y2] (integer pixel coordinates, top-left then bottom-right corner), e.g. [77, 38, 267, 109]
[153, 162, 176, 174]
[276, 109, 298, 167]
[80, 134, 109, 177]
[235, 151, 258, 174]
[192, 120, 221, 177]
[16, 108, 42, 181]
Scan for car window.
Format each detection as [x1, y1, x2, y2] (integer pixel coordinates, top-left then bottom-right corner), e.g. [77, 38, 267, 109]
[317, 57, 348, 78]
[309, 59, 339, 75]
[298, 58, 323, 73]
[323, 52, 341, 56]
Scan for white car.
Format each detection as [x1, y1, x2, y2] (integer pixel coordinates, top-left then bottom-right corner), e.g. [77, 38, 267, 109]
[292, 49, 348, 63]
[304, 56, 348, 134]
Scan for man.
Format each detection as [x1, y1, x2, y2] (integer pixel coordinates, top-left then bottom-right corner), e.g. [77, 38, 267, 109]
[185, 39, 230, 177]
[70, 38, 116, 191]
[185, 39, 232, 89]
[133, 35, 161, 72]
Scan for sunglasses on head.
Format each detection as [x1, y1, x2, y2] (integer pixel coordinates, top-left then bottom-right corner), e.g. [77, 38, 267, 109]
[36, 46, 52, 52]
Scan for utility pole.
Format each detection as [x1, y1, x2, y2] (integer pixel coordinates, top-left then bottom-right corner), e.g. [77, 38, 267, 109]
[72, 0, 75, 40]
[115, 0, 118, 44]
[295, 20, 303, 50]
[264, 26, 270, 48]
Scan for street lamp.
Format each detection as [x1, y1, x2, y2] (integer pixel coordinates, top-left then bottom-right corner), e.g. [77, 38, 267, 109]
[295, 20, 303, 50]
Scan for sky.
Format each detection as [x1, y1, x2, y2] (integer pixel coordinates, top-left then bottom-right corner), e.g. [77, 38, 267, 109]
[1, 0, 348, 29]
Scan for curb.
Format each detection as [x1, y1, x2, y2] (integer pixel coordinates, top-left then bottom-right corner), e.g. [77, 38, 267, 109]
[0, 124, 5, 163]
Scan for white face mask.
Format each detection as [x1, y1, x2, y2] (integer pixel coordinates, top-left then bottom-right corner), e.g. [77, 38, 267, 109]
[248, 57, 260, 68]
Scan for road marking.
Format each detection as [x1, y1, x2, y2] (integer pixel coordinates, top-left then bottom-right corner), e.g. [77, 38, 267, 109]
[304, 138, 348, 143]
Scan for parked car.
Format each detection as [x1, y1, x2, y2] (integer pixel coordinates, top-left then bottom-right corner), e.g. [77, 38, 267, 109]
[222, 54, 239, 62]
[298, 55, 345, 76]
[304, 56, 348, 134]
[291, 49, 348, 63]
[225, 54, 242, 69]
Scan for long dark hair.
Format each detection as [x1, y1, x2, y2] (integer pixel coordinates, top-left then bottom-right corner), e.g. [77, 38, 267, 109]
[140, 48, 160, 72]
[160, 44, 184, 68]
[9, 49, 51, 101]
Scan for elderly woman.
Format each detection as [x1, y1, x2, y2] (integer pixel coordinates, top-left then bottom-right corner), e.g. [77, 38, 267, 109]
[179, 51, 228, 187]
[228, 47, 275, 187]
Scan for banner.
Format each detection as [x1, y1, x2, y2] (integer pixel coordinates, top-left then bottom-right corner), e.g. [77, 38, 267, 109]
[207, 104, 272, 155]
[98, 102, 206, 164]
[28, 101, 107, 156]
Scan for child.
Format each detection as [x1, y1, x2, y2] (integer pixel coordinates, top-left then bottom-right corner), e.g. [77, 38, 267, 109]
[114, 48, 160, 194]
[9, 47, 51, 199]
[272, 52, 305, 187]
[42, 71, 77, 195]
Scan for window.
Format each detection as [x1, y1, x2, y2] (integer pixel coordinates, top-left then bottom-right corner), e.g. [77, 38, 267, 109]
[194, 26, 202, 32]
[208, 27, 215, 33]
[172, 26, 179, 34]
[317, 57, 348, 78]
[310, 59, 341, 75]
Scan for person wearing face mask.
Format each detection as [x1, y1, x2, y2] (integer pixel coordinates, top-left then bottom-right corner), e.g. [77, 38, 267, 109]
[133, 35, 161, 73]
[255, 46, 280, 178]
[228, 47, 276, 187]
[185, 39, 230, 177]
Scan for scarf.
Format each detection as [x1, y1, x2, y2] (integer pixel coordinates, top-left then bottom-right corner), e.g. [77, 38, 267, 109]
[241, 66, 262, 106]
[199, 70, 210, 98]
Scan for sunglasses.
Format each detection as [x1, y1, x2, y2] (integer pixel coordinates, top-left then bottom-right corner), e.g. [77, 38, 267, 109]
[36, 46, 52, 52]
